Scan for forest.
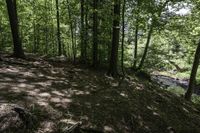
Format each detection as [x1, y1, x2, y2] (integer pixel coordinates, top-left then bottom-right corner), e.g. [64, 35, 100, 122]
[0, 0, 200, 132]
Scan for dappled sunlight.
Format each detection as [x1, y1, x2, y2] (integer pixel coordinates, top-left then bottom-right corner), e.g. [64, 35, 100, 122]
[34, 81, 52, 88]
[120, 92, 128, 98]
[60, 119, 79, 126]
[147, 105, 158, 111]
[0, 56, 200, 132]
[52, 90, 65, 97]
[74, 90, 90, 95]
[182, 107, 189, 113]
[153, 112, 160, 117]
[39, 92, 51, 98]
[37, 101, 49, 107]
[0, 59, 75, 111]
[104, 126, 114, 132]
[37, 121, 56, 133]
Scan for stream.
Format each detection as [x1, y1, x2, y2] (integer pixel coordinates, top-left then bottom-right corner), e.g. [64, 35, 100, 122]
[151, 74, 200, 95]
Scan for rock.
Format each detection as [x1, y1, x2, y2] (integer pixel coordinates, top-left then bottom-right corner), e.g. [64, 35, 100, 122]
[0, 103, 36, 133]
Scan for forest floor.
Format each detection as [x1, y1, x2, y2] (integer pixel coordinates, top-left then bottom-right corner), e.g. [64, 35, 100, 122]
[1, 54, 200, 133]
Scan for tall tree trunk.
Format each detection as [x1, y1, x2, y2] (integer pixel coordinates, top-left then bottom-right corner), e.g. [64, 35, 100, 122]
[84, 1, 88, 61]
[67, 0, 76, 63]
[33, 20, 37, 53]
[121, 0, 126, 75]
[133, 18, 138, 69]
[80, 0, 86, 63]
[56, 0, 61, 56]
[0, 17, 3, 51]
[137, 0, 169, 70]
[6, 0, 24, 58]
[36, 25, 40, 52]
[185, 40, 200, 101]
[74, 20, 77, 62]
[137, 22, 153, 70]
[133, 0, 139, 69]
[108, 0, 121, 77]
[92, 0, 98, 67]
[44, 0, 48, 54]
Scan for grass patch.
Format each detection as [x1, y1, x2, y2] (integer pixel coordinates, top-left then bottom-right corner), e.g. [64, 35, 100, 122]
[167, 86, 200, 105]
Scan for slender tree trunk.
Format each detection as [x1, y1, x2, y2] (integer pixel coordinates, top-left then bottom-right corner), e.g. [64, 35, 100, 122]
[84, 1, 88, 61]
[185, 40, 200, 101]
[6, 0, 24, 58]
[121, 0, 126, 75]
[13, 0, 17, 21]
[133, 0, 139, 69]
[137, 23, 153, 70]
[0, 17, 3, 51]
[67, 0, 76, 63]
[137, 0, 169, 70]
[36, 25, 40, 52]
[56, 0, 61, 56]
[80, 0, 86, 63]
[33, 20, 37, 53]
[92, 0, 98, 67]
[44, 0, 48, 54]
[133, 18, 138, 69]
[74, 20, 77, 62]
[108, 0, 121, 77]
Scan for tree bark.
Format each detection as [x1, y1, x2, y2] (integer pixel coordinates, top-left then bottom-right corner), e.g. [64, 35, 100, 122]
[6, 0, 24, 58]
[33, 20, 37, 53]
[121, 0, 126, 75]
[0, 16, 3, 51]
[44, 0, 48, 54]
[133, 18, 138, 69]
[92, 0, 98, 67]
[80, 0, 86, 63]
[107, 0, 121, 77]
[67, 0, 76, 63]
[84, 1, 88, 61]
[136, 0, 169, 70]
[185, 40, 200, 101]
[137, 23, 153, 70]
[56, 0, 62, 56]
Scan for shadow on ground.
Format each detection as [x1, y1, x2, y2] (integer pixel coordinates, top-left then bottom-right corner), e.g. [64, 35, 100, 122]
[0, 55, 200, 133]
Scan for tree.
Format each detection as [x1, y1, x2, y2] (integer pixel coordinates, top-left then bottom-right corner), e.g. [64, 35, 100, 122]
[6, 0, 24, 58]
[84, 0, 88, 62]
[137, 0, 170, 70]
[92, 0, 98, 67]
[108, 0, 121, 76]
[56, 0, 62, 56]
[185, 39, 200, 101]
[80, 0, 86, 63]
[137, 22, 154, 70]
[133, 18, 139, 69]
[121, 0, 126, 75]
[67, 0, 76, 63]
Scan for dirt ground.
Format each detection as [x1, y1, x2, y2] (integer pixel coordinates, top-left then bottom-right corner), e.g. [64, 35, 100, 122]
[1, 55, 200, 133]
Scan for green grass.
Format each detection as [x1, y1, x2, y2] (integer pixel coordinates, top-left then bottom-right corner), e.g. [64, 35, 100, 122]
[167, 86, 185, 96]
[167, 86, 200, 104]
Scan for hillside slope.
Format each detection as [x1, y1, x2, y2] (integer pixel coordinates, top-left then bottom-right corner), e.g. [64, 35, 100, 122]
[0, 55, 200, 133]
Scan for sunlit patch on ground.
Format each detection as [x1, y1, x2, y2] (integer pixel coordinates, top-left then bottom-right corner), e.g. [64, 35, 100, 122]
[0, 56, 200, 132]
